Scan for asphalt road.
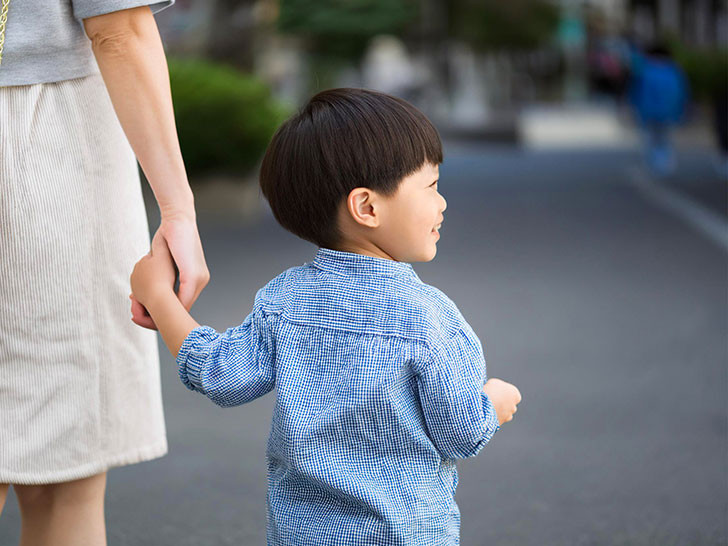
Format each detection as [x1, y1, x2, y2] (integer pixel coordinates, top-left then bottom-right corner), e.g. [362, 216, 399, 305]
[2, 145, 726, 546]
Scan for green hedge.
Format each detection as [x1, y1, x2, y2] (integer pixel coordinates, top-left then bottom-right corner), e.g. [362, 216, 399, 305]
[670, 43, 728, 101]
[278, 0, 417, 61]
[168, 58, 289, 178]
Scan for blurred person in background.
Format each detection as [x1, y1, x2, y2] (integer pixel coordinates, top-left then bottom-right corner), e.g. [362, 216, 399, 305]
[0, 1, 208, 544]
[628, 42, 689, 177]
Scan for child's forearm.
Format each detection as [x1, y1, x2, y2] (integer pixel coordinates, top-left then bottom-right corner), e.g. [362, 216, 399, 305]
[145, 290, 200, 359]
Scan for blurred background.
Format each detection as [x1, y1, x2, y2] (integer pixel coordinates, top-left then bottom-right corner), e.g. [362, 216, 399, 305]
[5, 1, 727, 544]
[152, 0, 728, 178]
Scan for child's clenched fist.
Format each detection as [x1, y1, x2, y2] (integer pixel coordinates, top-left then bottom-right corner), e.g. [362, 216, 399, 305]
[483, 378, 522, 425]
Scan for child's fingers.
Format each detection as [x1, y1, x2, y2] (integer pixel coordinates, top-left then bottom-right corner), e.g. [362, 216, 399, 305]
[131, 313, 158, 330]
[130, 294, 149, 317]
[130, 295, 158, 330]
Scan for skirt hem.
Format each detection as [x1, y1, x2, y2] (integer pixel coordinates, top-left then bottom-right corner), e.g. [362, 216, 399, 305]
[0, 440, 168, 485]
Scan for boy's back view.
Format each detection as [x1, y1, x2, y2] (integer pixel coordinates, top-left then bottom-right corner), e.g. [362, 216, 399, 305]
[130, 88, 522, 545]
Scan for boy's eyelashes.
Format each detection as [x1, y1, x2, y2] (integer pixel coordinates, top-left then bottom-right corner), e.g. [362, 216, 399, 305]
[430, 180, 438, 187]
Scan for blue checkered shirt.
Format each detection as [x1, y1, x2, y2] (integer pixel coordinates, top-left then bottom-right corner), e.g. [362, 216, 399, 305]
[177, 248, 500, 546]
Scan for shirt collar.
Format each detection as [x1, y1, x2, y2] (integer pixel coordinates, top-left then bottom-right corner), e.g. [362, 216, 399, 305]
[311, 248, 416, 279]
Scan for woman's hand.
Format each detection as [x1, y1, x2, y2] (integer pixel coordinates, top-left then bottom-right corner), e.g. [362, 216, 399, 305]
[131, 213, 209, 329]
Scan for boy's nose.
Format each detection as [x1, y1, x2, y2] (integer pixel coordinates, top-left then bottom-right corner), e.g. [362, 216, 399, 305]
[440, 194, 447, 212]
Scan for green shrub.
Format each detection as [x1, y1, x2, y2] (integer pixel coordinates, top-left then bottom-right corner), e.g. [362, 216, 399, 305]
[168, 58, 289, 178]
[670, 43, 728, 101]
[448, 0, 560, 52]
[278, 0, 417, 61]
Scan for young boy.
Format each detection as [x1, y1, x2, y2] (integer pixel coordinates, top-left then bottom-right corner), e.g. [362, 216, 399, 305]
[130, 88, 521, 545]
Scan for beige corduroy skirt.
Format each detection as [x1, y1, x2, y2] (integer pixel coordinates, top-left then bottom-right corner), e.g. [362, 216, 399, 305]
[0, 74, 167, 484]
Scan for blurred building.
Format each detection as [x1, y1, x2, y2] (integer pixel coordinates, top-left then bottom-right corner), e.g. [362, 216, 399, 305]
[629, 0, 728, 46]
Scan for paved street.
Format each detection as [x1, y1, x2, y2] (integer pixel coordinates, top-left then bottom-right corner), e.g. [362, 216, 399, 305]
[2, 144, 726, 545]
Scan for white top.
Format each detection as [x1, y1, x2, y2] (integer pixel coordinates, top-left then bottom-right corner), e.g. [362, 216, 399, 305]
[0, 0, 173, 87]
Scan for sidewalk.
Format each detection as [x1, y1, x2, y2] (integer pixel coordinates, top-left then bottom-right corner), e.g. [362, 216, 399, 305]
[517, 102, 720, 152]
[518, 103, 639, 149]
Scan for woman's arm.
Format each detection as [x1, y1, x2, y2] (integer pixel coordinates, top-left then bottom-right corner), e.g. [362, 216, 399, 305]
[83, 6, 209, 329]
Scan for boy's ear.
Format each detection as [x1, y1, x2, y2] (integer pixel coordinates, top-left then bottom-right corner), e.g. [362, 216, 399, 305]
[346, 187, 381, 228]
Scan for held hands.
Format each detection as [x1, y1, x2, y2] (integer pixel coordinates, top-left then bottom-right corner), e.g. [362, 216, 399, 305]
[130, 214, 210, 329]
[129, 224, 203, 359]
[483, 378, 522, 426]
[130, 231, 178, 313]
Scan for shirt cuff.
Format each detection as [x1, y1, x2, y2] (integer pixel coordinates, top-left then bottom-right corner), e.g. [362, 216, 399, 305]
[455, 391, 501, 460]
[462, 392, 500, 459]
[481, 392, 501, 445]
[176, 325, 219, 393]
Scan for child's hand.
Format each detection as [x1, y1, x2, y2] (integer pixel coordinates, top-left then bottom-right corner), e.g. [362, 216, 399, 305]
[130, 232, 177, 309]
[483, 378, 522, 425]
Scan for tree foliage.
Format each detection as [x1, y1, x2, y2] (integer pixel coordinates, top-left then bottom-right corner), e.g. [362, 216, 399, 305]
[277, 0, 418, 60]
[448, 0, 560, 51]
[670, 42, 728, 101]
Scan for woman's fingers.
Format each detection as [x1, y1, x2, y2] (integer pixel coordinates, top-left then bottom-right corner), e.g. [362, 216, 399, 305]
[177, 270, 209, 311]
[173, 239, 209, 309]
[158, 218, 209, 311]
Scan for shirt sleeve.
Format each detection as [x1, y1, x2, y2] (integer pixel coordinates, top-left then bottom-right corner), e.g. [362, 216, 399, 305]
[72, 0, 174, 20]
[416, 328, 499, 460]
[176, 307, 277, 408]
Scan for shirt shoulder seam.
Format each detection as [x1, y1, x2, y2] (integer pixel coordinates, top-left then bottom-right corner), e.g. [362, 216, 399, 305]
[276, 312, 433, 351]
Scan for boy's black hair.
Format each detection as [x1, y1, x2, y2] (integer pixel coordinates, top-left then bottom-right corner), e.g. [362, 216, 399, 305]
[259, 88, 443, 249]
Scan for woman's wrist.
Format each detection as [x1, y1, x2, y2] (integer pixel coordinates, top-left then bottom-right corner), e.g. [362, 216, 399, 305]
[158, 190, 196, 221]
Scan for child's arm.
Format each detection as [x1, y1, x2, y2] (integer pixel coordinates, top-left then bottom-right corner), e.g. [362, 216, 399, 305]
[176, 310, 276, 407]
[130, 235, 276, 407]
[416, 329, 502, 460]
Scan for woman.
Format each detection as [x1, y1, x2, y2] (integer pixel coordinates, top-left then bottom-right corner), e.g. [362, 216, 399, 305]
[0, 1, 208, 544]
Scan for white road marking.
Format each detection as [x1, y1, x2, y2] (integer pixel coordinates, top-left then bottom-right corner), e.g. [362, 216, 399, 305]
[627, 166, 728, 252]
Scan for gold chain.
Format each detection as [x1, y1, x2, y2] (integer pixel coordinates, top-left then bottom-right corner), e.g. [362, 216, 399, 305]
[0, 0, 9, 67]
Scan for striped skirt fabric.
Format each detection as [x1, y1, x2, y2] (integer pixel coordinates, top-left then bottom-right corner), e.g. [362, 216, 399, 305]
[0, 74, 167, 484]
